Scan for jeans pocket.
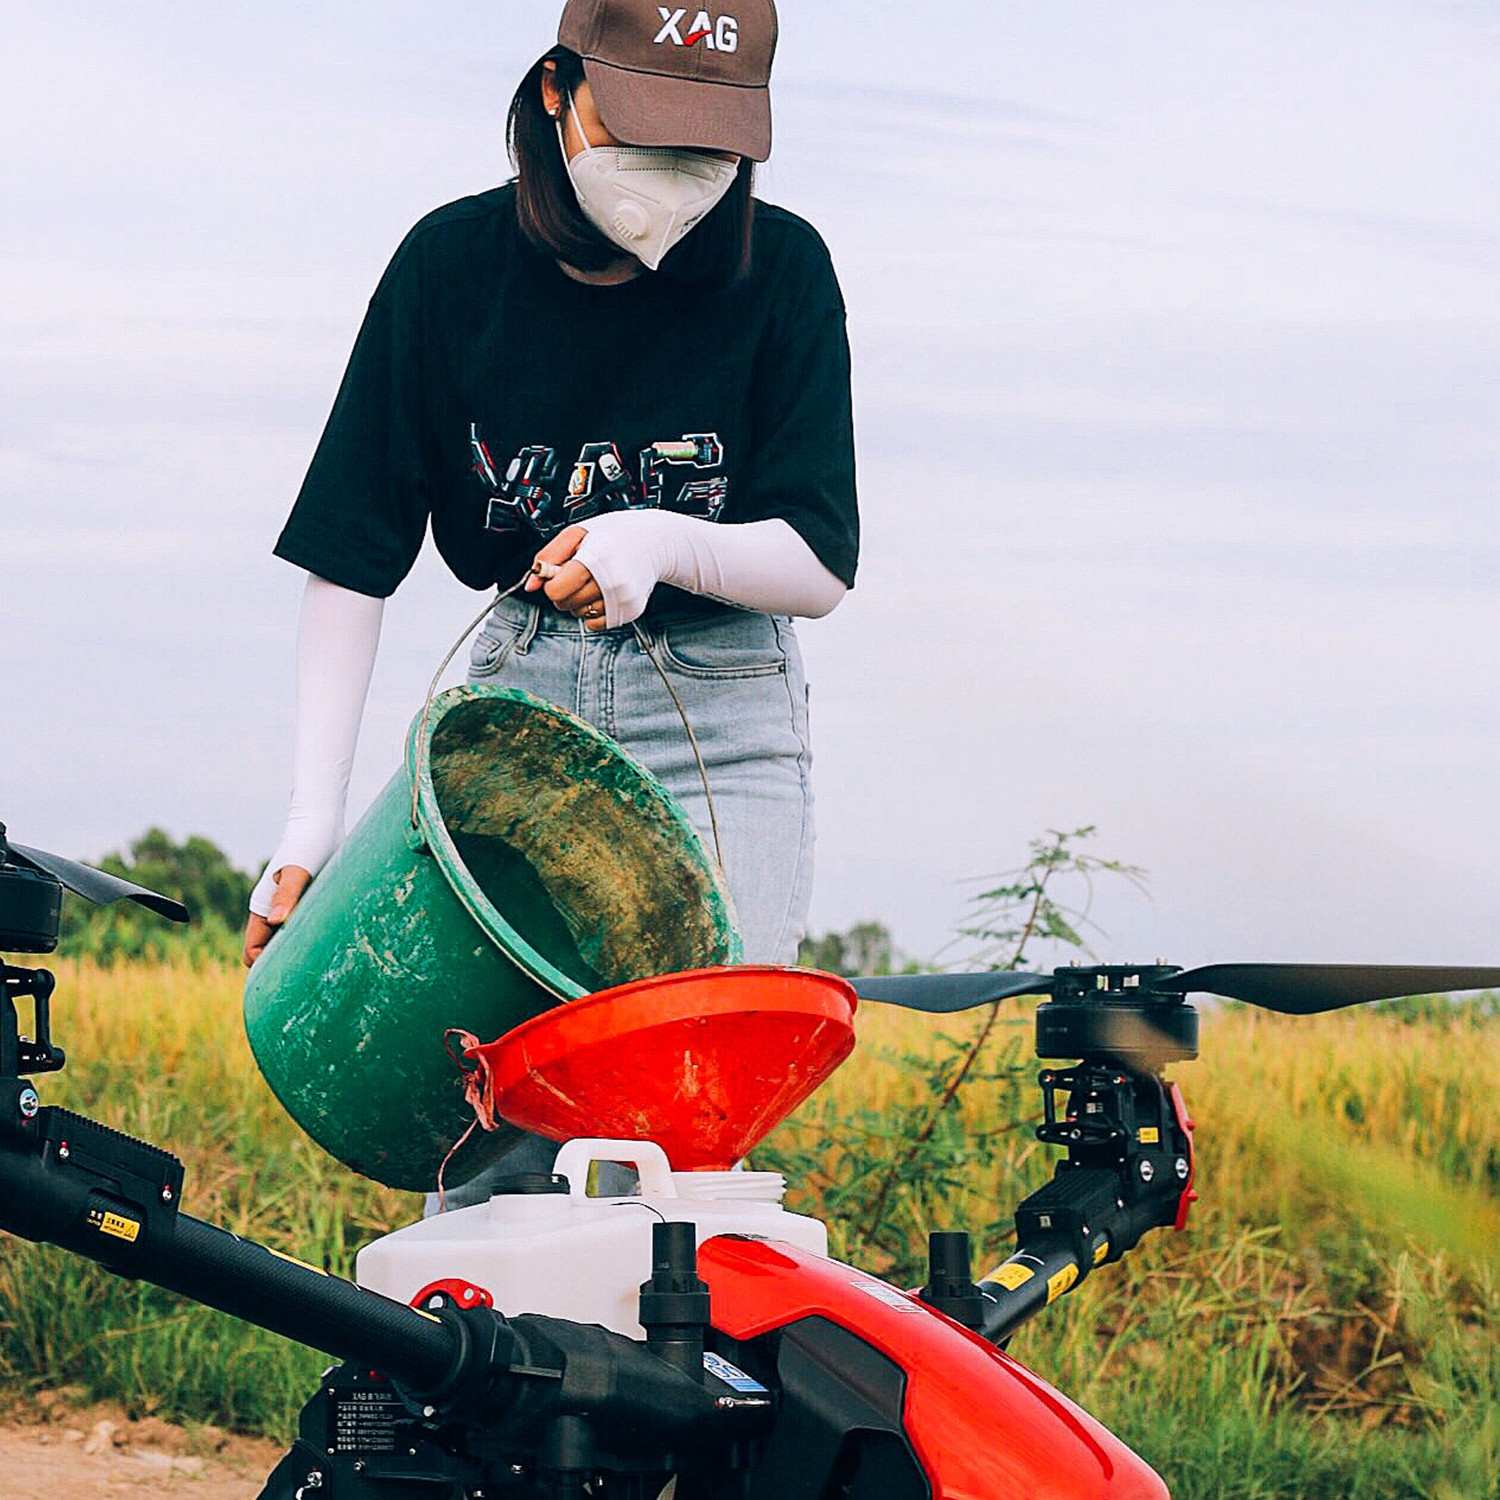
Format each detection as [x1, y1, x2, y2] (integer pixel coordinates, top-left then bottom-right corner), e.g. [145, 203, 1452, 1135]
[657, 614, 787, 680]
[468, 624, 522, 679]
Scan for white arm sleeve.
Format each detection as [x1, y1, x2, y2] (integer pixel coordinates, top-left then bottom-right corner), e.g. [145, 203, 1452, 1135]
[248, 574, 385, 918]
[571, 512, 848, 631]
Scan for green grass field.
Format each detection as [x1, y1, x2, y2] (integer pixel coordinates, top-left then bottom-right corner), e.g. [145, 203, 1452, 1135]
[2, 961, 1496, 1498]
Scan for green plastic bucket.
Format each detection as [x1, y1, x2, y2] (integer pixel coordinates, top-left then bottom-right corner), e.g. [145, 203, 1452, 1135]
[243, 685, 742, 1191]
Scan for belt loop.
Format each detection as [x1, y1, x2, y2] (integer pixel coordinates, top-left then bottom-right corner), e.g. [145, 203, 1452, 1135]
[517, 598, 543, 654]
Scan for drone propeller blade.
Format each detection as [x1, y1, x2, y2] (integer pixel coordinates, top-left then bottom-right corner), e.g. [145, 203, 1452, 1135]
[850, 972, 1056, 1013]
[9, 843, 190, 924]
[1155, 963, 1500, 1015]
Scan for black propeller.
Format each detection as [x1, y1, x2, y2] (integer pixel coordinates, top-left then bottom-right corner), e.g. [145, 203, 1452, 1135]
[852, 963, 1500, 1017]
[1156, 964, 1500, 1015]
[6, 840, 190, 924]
[845, 972, 1055, 1013]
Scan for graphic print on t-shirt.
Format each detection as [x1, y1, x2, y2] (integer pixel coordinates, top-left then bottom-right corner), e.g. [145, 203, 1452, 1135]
[474, 427, 729, 544]
[271, 187, 857, 610]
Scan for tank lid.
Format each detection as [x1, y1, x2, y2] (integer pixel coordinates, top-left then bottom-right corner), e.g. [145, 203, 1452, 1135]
[487, 1172, 571, 1197]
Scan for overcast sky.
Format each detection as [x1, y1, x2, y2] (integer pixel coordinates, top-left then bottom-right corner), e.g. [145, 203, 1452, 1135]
[4, 1, 1498, 969]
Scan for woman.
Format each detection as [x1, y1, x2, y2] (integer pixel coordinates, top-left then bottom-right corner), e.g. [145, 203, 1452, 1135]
[243, 0, 858, 1206]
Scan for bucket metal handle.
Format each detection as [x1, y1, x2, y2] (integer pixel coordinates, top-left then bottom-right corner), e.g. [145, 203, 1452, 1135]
[630, 622, 725, 874]
[409, 574, 727, 875]
[409, 575, 531, 833]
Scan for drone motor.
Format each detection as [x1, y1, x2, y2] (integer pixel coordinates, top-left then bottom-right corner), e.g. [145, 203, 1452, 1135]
[0, 846, 63, 953]
[1036, 965, 1200, 1068]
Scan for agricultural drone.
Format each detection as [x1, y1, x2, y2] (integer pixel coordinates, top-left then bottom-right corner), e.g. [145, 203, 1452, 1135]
[3, 822, 1496, 1499]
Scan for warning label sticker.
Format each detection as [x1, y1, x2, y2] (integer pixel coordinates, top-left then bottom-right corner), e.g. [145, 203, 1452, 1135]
[991, 1261, 1036, 1291]
[855, 1281, 922, 1313]
[1047, 1264, 1080, 1304]
[703, 1352, 769, 1394]
[88, 1207, 141, 1244]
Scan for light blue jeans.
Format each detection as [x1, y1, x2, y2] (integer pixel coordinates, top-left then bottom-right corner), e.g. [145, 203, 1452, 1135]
[423, 596, 816, 1212]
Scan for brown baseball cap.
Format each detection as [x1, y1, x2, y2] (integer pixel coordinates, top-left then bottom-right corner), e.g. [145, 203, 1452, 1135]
[558, 0, 778, 162]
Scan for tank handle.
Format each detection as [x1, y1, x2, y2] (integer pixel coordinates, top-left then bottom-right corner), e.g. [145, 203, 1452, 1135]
[552, 1139, 679, 1201]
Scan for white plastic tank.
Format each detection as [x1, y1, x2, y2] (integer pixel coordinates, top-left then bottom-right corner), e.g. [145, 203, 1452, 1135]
[356, 1139, 828, 1339]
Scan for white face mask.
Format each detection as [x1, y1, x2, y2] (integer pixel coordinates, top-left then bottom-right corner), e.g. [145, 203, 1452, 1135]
[558, 100, 739, 272]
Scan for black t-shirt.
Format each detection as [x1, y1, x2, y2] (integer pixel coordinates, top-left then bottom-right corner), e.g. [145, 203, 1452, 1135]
[273, 184, 859, 620]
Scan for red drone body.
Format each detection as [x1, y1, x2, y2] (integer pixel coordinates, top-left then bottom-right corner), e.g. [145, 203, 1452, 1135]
[702, 1235, 1168, 1499]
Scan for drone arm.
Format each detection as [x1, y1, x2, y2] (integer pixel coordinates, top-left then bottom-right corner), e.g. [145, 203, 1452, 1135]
[975, 1184, 1187, 1347]
[970, 1069, 1197, 1347]
[0, 1096, 456, 1387]
[0, 1092, 763, 1466]
[976, 1235, 1086, 1345]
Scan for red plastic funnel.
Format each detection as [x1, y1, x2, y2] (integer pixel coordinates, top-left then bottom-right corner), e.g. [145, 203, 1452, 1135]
[470, 967, 857, 1170]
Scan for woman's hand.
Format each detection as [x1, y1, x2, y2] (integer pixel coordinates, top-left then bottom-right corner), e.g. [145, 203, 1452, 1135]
[242, 865, 312, 967]
[526, 526, 609, 630]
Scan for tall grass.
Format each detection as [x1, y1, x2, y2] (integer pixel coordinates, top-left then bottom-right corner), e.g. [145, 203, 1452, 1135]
[2, 962, 1496, 1498]
[774, 1000, 1499, 1498]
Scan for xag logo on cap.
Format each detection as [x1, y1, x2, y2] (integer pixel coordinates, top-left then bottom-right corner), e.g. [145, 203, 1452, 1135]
[655, 7, 740, 53]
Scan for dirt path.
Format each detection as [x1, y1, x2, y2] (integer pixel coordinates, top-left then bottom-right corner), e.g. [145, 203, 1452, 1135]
[1, 1401, 286, 1498]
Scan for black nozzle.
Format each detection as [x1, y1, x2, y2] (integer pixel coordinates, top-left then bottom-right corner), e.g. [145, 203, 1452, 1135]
[919, 1231, 986, 1332]
[638, 1221, 711, 1380]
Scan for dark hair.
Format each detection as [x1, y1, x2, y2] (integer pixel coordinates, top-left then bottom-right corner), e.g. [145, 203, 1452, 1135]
[507, 46, 756, 285]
